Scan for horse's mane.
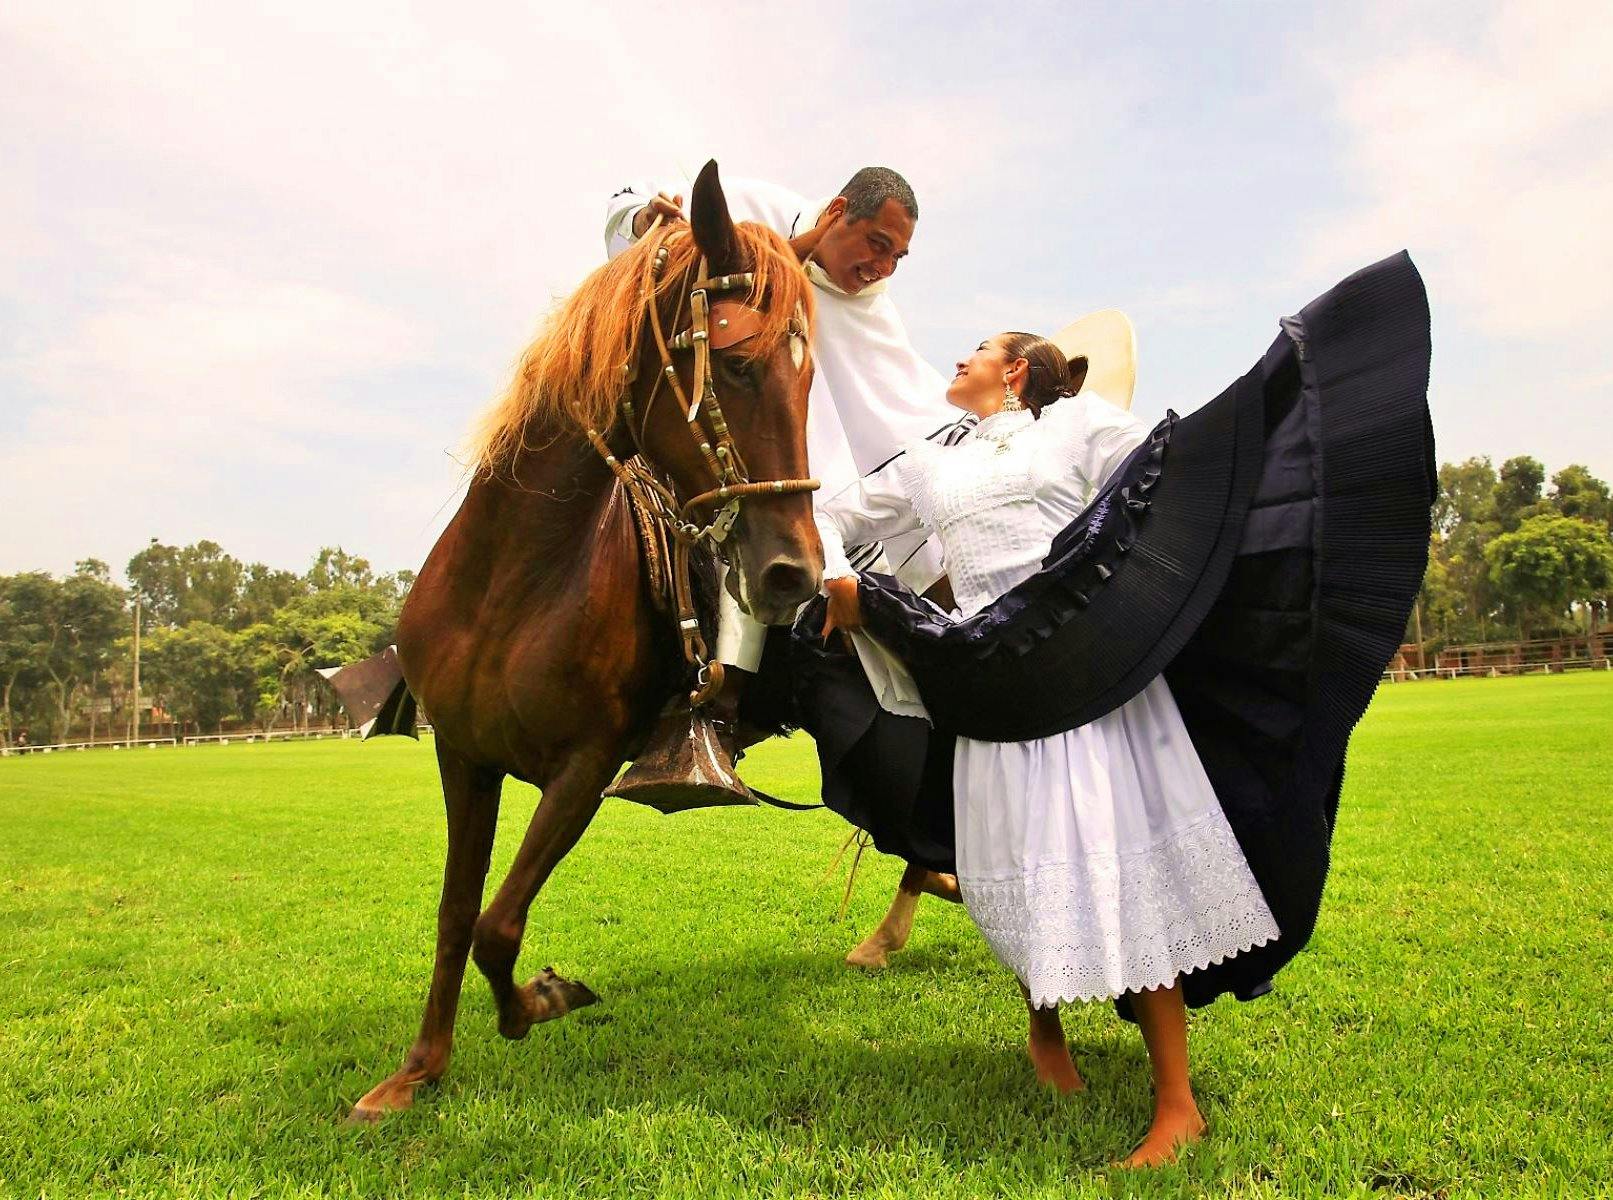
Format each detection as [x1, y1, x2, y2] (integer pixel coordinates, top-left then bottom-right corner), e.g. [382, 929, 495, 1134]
[470, 222, 815, 475]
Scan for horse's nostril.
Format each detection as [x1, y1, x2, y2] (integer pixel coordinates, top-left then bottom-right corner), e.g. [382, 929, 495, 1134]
[761, 559, 816, 604]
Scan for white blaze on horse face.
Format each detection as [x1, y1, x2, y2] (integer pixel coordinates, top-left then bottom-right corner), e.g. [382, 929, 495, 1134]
[724, 542, 754, 616]
[790, 303, 808, 369]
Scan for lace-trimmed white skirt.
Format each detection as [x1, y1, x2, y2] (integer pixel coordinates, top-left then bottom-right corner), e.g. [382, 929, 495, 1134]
[954, 675, 1280, 1007]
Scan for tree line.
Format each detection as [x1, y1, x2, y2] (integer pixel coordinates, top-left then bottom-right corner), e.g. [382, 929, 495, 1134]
[1421, 457, 1611, 647]
[2, 454, 1609, 747]
[0, 542, 412, 747]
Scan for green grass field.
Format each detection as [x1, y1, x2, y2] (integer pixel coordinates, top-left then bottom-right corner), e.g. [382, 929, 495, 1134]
[2, 674, 1610, 1199]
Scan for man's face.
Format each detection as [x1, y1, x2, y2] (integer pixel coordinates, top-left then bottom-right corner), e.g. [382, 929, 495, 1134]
[813, 196, 915, 294]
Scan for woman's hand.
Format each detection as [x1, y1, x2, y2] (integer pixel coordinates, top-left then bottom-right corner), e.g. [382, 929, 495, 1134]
[820, 575, 863, 644]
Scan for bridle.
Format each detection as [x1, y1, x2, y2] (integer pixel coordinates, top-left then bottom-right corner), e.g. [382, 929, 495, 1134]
[581, 220, 818, 550]
[577, 220, 818, 701]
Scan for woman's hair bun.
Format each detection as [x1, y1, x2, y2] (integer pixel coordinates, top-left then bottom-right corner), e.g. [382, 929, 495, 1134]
[999, 331, 1078, 416]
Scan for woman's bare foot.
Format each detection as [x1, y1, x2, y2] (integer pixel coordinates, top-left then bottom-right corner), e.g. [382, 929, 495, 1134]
[1119, 1099, 1206, 1167]
[1021, 988, 1084, 1094]
[1026, 1031, 1086, 1093]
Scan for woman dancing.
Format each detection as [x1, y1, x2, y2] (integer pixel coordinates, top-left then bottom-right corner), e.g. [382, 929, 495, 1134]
[814, 332, 1281, 1166]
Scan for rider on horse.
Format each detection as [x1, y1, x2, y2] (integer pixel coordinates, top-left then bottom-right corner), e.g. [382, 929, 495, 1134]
[603, 168, 965, 809]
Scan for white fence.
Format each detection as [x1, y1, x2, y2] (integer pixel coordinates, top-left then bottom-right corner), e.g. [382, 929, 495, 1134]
[2, 737, 179, 756]
[181, 726, 362, 747]
[3, 726, 364, 756]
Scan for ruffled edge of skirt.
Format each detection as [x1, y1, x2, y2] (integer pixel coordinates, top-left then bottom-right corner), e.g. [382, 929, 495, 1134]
[961, 810, 1283, 1007]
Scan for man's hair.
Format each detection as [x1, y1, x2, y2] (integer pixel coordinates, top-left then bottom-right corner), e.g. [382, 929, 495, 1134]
[837, 166, 918, 223]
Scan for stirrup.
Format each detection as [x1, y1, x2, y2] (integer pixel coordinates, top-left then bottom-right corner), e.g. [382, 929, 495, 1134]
[604, 704, 757, 815]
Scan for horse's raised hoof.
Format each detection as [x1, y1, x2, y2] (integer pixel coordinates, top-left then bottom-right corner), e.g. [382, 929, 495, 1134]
[348, 1070, 431, 1124]
[844, 934, 895, 970]
[497, 966, 599, 1040]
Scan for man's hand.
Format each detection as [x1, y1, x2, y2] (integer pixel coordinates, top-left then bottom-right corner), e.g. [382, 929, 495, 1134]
[631, 192, 685, 239]
[820, 575, 863, 645]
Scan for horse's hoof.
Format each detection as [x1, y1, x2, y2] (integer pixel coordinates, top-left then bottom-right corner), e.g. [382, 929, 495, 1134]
[844, 940, 891, 969]
[348, 1075, 423, 1123]
[499, 967, 599, 1039]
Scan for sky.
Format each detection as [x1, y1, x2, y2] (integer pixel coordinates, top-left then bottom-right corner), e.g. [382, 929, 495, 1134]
[3, 0, 1610, 578]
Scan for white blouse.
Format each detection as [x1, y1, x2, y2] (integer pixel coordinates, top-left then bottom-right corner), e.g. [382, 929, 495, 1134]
[815, 395, 1151, 618]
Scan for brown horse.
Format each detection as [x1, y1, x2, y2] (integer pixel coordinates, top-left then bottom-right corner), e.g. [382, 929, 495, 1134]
[351, 162, 821, 1121]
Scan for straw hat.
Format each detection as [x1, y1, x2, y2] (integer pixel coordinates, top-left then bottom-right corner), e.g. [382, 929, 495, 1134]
[1049, 309, 1137, 411]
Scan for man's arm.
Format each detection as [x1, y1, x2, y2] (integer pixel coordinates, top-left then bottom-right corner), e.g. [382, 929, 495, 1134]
[608, 174, 810, 259]
[604, 181, 685, 259]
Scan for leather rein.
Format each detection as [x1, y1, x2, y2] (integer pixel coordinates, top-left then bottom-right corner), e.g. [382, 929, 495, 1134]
[577, 221, 818, 702]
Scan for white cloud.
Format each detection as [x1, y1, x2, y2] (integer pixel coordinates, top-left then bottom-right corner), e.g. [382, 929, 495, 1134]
[0, 238, 456, 567]
[1306, 0, 1613, 340]
[5, 0, 1606, 576]
[0, 0, 1132, 575]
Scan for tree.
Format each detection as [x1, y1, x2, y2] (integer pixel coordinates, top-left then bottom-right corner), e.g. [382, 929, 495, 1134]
[1493, 456, 1548, 533]
[141, 622, 253, 734]
[1485, 515, 1613, 638]
[236, 563, 306, 627]
[1432, 459, 1502, 641]
[127, 539, 246, 628]
[0, 573, 52, 748]
[1549, 465, 1612, 532]
[3, 546, 410, 744]
[1435, 457, 1497, 538]
[242, 601, 387, 731]
[308, 546, 376, 593]
[126, 540, 183, 627]
[1415, 532, 1464, 646]
[36, 565, 127, 742]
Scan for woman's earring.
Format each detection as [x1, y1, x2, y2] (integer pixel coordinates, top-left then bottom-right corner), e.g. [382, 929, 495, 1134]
[1002, 380, 1024, 412]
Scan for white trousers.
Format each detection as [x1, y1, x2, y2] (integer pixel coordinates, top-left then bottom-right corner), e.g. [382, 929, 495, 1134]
[713, 561, 932, 722]
[715, 580, 769, 672]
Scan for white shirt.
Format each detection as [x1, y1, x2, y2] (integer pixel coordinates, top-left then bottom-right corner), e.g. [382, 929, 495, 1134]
[815, 395, 1150, 618]
[606, 175, 957, 591]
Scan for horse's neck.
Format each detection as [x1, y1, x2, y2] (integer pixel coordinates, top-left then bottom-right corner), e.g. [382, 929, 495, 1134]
[461, 429, 624, 572]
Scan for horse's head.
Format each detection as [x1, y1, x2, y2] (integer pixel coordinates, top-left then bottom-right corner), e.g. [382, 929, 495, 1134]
[627, 161, 823, 626]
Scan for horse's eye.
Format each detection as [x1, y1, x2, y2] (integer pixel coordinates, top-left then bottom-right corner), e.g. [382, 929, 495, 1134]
[716, 352, 760, 385]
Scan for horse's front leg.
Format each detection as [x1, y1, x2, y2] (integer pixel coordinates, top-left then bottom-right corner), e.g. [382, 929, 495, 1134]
[351, 740, 503, 1122]
[472, 745, 615, 1039]
[844, 862, 961, 969]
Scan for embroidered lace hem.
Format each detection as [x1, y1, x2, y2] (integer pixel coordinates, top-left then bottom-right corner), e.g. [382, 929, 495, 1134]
[960, 811, 1281, 1007]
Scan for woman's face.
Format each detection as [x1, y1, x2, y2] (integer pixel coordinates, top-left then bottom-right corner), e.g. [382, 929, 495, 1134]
[947, 334, 1025, 415]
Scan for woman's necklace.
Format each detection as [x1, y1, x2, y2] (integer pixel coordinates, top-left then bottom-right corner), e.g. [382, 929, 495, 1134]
[974, 412, 1031, 455]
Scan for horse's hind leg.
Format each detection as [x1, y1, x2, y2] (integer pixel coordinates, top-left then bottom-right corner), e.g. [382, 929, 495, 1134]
[350, 740, 502, 1122]
[472, 748, 613, 1040]
[845, 862, 961, 969]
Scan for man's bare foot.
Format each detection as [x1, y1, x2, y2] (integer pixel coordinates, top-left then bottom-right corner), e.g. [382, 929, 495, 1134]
[1026, 1031, 1085, 1094]
[1118, 1100, 1206, 1167]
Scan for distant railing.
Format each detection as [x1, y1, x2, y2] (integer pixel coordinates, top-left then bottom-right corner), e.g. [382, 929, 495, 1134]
[1, 737, 179, 756]
[3, 722, 432, 757]
[1382, 657, 1612, 681]
[181, 727, 361, 746]
[3, 727, 359, 756]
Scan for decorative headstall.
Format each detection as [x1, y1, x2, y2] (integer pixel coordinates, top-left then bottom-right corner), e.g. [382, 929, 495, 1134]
[578, 220, 817, 702]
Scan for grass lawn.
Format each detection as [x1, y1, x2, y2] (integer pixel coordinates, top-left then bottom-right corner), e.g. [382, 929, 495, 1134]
[1, 673, 1610, 1198]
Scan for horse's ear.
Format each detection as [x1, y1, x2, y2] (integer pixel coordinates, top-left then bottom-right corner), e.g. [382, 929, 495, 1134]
[689, 159, 741, 272]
